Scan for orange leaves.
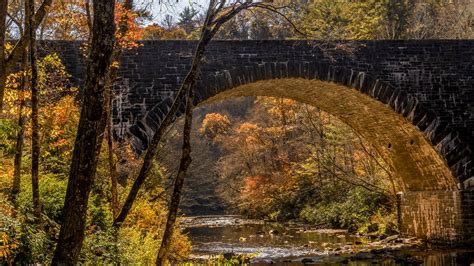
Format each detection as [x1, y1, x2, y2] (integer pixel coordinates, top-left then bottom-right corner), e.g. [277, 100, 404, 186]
[242, 175, 270, 194]
[50, 138, 68, 149]
[200, 113, 231, 140]
[41, 96, 79, 153]
[240, 175, 272, 211]
[0, 232, 19, 262]
[257, 96, 297, 122]
[235, 122, 258, 134]
[142, 24, 188, 40]
[115, 2, 143, 51]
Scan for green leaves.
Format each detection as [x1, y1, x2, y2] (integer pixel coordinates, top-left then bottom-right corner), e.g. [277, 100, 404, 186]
[298, 0, 386, 40]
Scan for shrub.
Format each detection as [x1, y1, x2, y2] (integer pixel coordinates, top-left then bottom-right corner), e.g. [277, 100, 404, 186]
[18, 174, 67, 223]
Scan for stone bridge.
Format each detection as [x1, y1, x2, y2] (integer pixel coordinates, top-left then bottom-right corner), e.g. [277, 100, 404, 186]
[42, 40, 474, 244]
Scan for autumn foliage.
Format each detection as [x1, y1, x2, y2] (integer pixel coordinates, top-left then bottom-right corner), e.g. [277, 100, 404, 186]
[200, 113, 231, 140]
[115, 2, 143, 50]
[196, 97, 396, 230]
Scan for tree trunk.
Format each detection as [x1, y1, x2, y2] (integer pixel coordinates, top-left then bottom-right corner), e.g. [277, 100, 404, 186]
[11, 51, 28, 202]
[0, 0, 7, 112]
[113, 38, 211, 227]
[106, 0, 134, 219]
[154, 1, 261, 262]
[0, 0, 53, 113]
[26, 0, 42, 223]
[106, 99, 119, 217]
[52, 0, 115, 263]
[155, 88, 194, 265]
[105, 55, 119, 217]
[113, 0, 254, 228]
[112, 33, 212, 228]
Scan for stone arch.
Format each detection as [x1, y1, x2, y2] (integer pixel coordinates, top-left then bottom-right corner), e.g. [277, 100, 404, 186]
[130, 62, 471, 190]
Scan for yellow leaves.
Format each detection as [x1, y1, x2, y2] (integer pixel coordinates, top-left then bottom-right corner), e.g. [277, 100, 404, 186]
[299, 0, 387, 40]
[200, 113, 231, 139]
[256, 96, 297, 122]
[3, 71, 29, 117]
[3, 53, 78, 119]
[41, 96, 80, 152]
[235, 122, 258, 134]
[142, 25, 188, 40]
[2, 54, 79, 164]
[124, 190, 166, 232]
[3, 42, 14, 59]
[41, 1, 90, 40]
[111, 60, 121, 70]
[0, 233, 19, 262]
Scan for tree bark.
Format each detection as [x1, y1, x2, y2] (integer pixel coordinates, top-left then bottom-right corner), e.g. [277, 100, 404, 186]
[155, 1, 265, 262]
[106, 0, 134, 218]
[113, 0, 258, 228]
[112, 35, 211, 227]
[11, 51, 28, 202]
[52, 0, 115, 263]
[0, 0, 53, 113]
[106, 96, 119, 217]
[155, 88, 194, 265]
[0, 0, 7, 112]
[26, 0, 42, 223]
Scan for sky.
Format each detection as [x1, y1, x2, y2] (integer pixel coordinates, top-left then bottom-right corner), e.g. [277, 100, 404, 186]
[136, 0, 208, 24]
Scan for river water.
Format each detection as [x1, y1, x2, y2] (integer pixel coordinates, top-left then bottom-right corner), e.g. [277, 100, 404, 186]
[182, 215, 474, 265]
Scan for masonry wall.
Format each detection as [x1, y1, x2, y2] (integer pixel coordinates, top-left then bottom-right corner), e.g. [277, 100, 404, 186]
[111, 40, 474, 142]
[38, 38, 474, 246]
[107, 41, 473, 182]
[38, 41, 474, 168]
[398, 190, 474, 245]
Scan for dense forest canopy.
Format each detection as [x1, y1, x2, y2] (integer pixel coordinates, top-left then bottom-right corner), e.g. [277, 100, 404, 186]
[0, 0, 473, 264]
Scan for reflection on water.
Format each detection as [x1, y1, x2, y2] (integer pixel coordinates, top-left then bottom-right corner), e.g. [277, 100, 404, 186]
[183, 215, 474, 265]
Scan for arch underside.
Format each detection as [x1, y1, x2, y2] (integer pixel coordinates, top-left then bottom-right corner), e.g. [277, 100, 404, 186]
[112, 41, 474, 242]
[198, 78, 457, 192]
[130, 62, 472, 191]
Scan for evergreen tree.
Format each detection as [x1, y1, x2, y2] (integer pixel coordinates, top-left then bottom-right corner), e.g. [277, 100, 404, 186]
[177, 7, 199, 34]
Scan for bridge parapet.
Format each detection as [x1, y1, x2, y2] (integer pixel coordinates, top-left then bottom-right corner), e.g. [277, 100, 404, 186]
[39, 40, 474, 186]
[36, 40, 474, 243]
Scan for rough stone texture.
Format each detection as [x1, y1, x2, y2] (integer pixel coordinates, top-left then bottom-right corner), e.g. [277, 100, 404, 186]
[398, 190, 474, 245]
[38, 40, 474, 243]
[39, 40, 474, 188]
[203, 79, 456, 192]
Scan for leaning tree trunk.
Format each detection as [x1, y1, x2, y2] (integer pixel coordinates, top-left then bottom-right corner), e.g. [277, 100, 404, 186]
[112, 39, 210, 227]
[52, 0, 115, 264]
[26, 0, 42, 223]
[0, 0, 7, 112]
[11, 51, 28, 202]
[155, 88, 194, 265]
[112, 0, 262, 229]
[112, 9, 218, 228]
[155, 1, 259, 262]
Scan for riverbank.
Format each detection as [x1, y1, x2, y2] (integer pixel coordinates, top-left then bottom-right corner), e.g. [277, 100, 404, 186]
[182, 216, 474, 265]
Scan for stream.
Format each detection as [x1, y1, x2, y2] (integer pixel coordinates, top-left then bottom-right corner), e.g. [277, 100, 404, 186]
[182, 215, 474, 265]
